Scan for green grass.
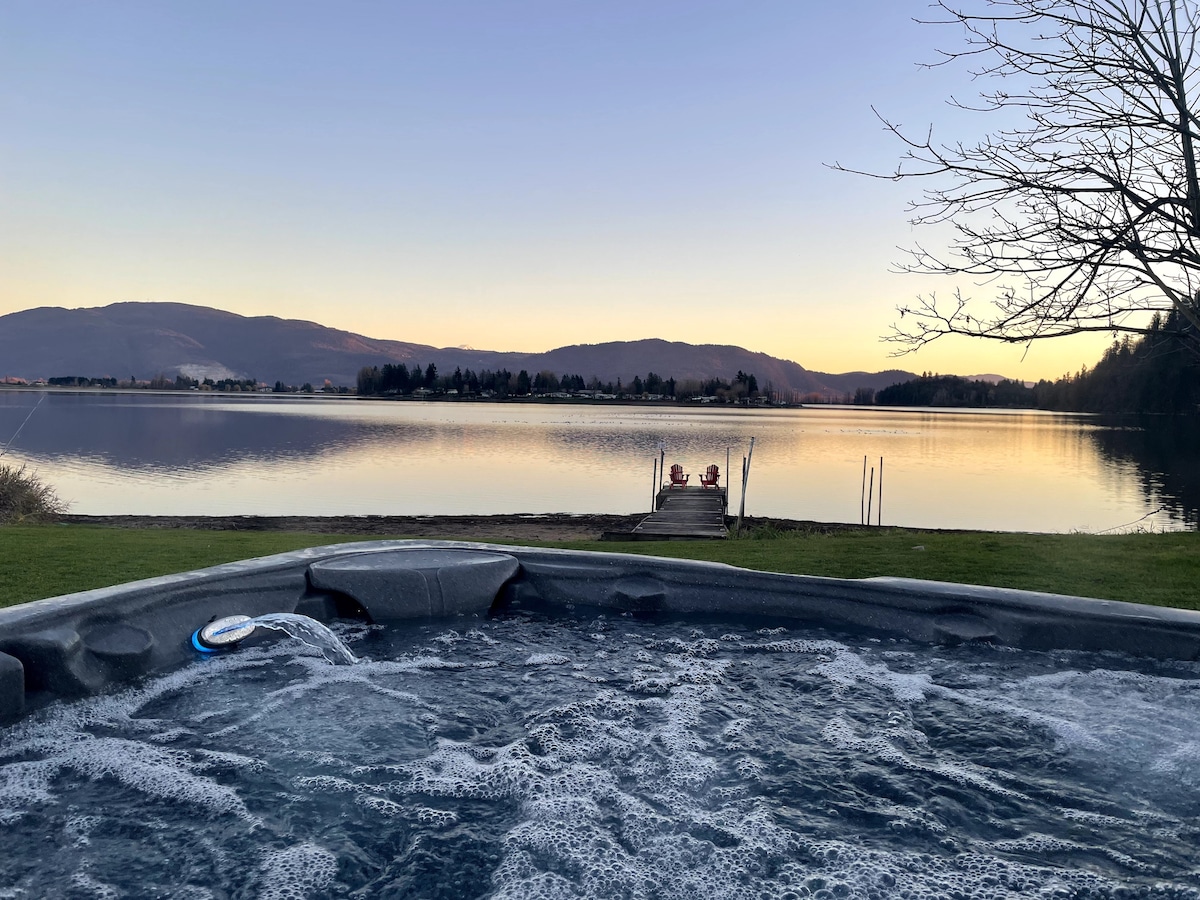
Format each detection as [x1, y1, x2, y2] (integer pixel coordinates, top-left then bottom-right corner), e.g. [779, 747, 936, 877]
[557, 528, 1200, 610]
[0, 527, 370, 608]
[3, 523, 1199, 611]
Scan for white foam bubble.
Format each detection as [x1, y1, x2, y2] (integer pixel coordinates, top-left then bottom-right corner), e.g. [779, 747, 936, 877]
[750, 637, 847, 655]
[414, 805, 458, 827]
[294, 774, 360, 793]
[64, 813, 102, 848]
[1151, 739, 1200, 778]
[0, 759, 56, 822]
[525, 653, 571, 666]
[257, 843, 337, 900]
[194, 748, 268, 773]
[811, 648, 932, 701]
[356, 794, 405, 817]
[718, 717, 750, 745]
[70, 869, 119, 899]
[648, 636, 721, 657]
[61, 736, 257, 819]
[822, 714, 1026, 800]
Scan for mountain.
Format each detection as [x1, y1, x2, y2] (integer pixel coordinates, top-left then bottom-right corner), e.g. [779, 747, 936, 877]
[0, 303, 443, 387]
[0, 302, 916, 398]
[813, 370, 922, 395]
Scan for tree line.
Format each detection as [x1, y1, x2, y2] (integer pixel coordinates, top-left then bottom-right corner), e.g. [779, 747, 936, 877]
[1033, 311, 1200, 415]
[874, 310, 1200, 414]
[356, 363, 761, 401]
[875, 375, 1035, 409]
[37, 375, 332, 393]
[47, 376, 118, 388]
[24, 366, 767, 402]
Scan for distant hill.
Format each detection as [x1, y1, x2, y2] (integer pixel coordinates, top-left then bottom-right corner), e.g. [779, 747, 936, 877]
[0, 303, 441, 388]
[0, 301, 919, 398]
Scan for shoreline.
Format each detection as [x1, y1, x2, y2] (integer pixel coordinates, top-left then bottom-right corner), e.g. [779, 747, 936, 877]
[60, 513, 651, 543]
[0, 384, 806, 408]
[58, 513, 882, 542]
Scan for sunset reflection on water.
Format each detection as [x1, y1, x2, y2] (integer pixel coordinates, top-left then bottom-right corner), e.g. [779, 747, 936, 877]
[0, 392, 1186, 533]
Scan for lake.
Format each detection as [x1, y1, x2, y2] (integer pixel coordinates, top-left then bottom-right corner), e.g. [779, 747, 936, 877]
[0, 390, 1195, 533]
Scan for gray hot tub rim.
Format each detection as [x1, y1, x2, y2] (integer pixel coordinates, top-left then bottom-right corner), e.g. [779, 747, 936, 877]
[1, 539, 1198, 724]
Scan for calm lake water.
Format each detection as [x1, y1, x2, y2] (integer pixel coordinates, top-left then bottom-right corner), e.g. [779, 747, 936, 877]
[1, 390, 1196, 533]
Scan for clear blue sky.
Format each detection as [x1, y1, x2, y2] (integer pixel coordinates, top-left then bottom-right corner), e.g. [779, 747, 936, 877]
[0, 0, 1110, 380]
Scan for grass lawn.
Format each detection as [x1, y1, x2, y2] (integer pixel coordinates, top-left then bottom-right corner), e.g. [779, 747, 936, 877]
[2, 523, 1198, 611]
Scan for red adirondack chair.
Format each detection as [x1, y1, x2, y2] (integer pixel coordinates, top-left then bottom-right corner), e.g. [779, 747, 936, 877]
[668, 464, 689, 488]
[699, 464, 720, 489]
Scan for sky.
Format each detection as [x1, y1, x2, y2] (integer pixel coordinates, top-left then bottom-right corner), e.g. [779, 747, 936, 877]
[1, 1, 1114, 381]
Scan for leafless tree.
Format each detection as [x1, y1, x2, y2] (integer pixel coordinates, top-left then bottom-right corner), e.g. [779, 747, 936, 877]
[838, 0, 1200, 357]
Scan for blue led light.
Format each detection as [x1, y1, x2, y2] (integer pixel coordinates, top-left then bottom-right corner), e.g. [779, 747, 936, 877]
[191, 630, 218, 653]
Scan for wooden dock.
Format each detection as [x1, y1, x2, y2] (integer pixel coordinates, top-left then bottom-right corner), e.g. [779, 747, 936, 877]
[627, 487, 729, 540]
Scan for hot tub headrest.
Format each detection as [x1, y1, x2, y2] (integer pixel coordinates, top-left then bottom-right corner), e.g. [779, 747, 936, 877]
[307, 548, 521, 622]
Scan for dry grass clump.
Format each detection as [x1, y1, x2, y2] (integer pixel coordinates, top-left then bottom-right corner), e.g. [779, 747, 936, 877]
[0, 464, 66, 523]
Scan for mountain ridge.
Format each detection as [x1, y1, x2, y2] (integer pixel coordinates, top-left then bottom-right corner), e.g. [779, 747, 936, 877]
[0, 301, 917, 398]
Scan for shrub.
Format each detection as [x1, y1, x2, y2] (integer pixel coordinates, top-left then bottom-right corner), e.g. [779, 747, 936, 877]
[0, 464, 66, 523]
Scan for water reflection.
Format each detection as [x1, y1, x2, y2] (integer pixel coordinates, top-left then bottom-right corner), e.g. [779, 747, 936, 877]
[1089, 416, 1200, 529]
[0, 393, 380, 470]
[0, 391, 1192, 532]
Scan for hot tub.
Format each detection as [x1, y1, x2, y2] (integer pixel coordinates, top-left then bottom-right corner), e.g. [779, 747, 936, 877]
[1, 541, 1198, 897]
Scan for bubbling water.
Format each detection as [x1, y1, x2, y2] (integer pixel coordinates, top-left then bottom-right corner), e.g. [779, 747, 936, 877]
[1, 615, 1199, 898]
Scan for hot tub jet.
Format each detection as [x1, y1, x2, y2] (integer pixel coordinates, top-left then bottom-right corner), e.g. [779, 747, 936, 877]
[191, 615, 256, 653]
[191, 613, 358, 664]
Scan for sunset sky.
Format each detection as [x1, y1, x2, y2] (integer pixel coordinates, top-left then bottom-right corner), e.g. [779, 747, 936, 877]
[2, 1, 1114, 381]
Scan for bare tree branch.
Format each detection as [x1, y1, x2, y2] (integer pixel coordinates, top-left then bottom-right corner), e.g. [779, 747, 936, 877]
[831, 0, 1200, 356]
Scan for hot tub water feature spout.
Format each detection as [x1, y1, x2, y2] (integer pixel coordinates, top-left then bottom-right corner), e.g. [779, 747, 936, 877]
[191, 613, 359, 665]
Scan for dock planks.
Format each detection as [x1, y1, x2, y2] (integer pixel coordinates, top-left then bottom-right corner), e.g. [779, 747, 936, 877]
[629, 487, 728, 540]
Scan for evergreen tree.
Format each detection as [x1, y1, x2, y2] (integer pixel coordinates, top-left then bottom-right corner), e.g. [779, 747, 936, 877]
[356, 366, 380, 395]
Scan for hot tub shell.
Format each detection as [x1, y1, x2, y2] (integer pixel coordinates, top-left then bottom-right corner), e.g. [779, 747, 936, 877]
[3, 540, 1199, 723]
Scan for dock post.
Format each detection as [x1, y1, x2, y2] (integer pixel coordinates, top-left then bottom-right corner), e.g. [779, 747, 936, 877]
[736, 436, 755, 535]
[878, 456, 884, 526]
[861, 455, 867, 525]
[866, 466, 875, 526]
